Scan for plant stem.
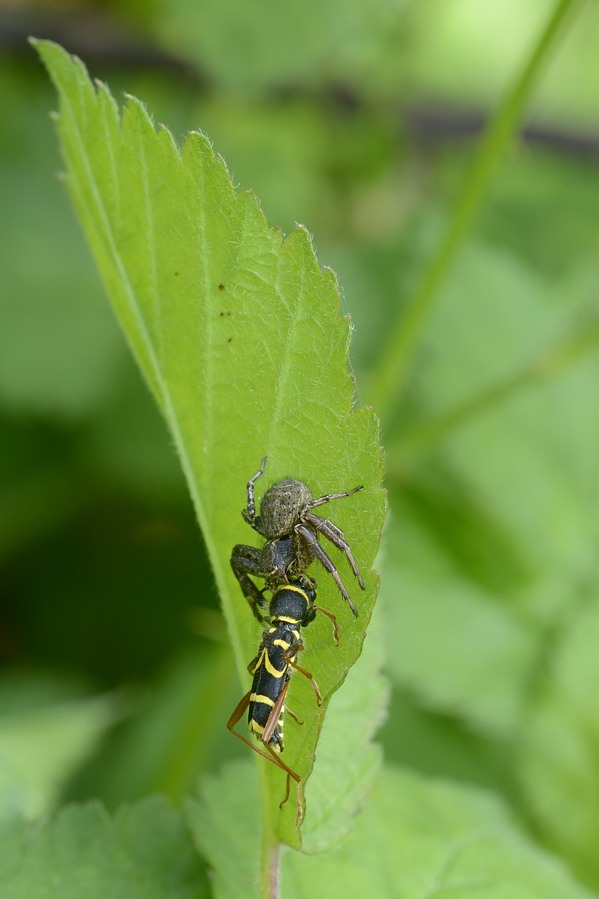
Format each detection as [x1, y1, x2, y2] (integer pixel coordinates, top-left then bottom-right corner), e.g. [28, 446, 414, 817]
[369, 0, 581, 425]
[259, 777, 281, 899]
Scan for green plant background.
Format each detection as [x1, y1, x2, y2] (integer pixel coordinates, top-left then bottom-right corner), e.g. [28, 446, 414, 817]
[2, 1, 599, 896]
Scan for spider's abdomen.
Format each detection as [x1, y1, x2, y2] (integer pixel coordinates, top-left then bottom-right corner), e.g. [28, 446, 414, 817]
[260, 479, 313, 537]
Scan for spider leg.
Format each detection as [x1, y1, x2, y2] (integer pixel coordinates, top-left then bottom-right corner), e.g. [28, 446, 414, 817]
[307, 484, 363, 509]
[294, 524, 359, 617]
[230, 545, 269, 621]
[242, 456, 267, 529]
[302, 511, 365, 589]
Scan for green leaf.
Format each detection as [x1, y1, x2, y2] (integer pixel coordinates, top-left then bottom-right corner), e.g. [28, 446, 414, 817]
[77, 644, 238, 808]
[34, 39, 386, 854]
[382, 512, 536, 735]
[152, 0, 405, 93]
[187, 762, 260, 899]
[286, 765, 597, 898]
[369, 0, 581, 419]
[300, 592, 387, 853]
[0, 797, 208, 899]
[518, 599, 599, 890]
[189, 762, 595, 899]
[0, 63, 122, 420]
[0, 680, 119, 822]
[382, 242, 599, 739]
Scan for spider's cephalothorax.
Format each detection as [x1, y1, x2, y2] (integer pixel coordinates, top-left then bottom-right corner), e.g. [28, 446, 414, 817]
[230, 457, 365, 617]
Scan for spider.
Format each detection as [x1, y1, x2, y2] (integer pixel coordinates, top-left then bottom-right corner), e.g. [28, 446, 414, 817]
[230, 457, 365, 618]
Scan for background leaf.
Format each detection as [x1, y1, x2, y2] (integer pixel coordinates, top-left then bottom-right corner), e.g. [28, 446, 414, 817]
[382, 240, 599, 738]
[0, 797, 208, 899]
[285, 766, 597, 899]
[518, 598, 599, 888]
[0, 680, 118, 822]
[188, 762, 260, 899]
[189, 762, 594, 899]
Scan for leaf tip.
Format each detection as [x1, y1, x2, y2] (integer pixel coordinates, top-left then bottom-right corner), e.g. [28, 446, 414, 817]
[30, 36, 70, 65]
[28, 35, 53, 55]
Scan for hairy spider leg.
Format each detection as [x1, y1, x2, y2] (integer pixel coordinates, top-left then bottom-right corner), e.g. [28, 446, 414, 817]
[230, 545, 269, 621]
[294, 523, 359, 616]
[243, 456, 268, 527]
[307, 484, 364, 509]
[302, 510, 365, 588]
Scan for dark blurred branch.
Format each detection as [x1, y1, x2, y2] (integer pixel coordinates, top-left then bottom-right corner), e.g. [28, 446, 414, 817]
[407, 105, 599, 161]
[0, 9, 208, 88]
[3, 7, 598, 163]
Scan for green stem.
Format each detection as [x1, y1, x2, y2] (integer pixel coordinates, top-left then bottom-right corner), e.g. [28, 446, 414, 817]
[259, 770, 281, 899]
[387, 316, 599, 472]
[369, 0, 581, 425]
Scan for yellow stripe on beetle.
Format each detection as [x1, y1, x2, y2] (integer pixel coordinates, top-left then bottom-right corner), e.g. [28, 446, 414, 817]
[250, 693, 275, 707]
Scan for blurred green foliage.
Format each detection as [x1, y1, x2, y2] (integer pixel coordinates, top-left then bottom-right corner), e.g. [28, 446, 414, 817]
[2, 0, 599, 896]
